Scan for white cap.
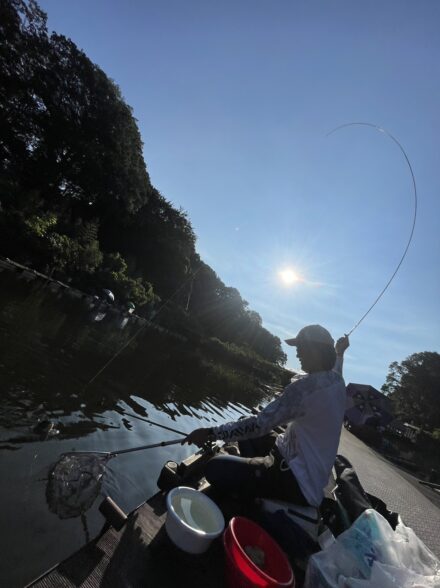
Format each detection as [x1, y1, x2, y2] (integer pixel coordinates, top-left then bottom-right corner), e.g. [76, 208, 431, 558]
[285, 324, 334, 347]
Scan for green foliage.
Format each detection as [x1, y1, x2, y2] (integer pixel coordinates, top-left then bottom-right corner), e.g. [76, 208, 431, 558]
[0, 0, 286, 370]
[204, 337, 288, 380]
[47, 233, 78, 271]
[76, 221, 99, 245]
[382, 352, 440, 430]
[77, 240, 103, 273]
[187, 255, 287, 364]
[47, 232, 103, 273]
[95, 253, 156, 307]
[24, 213, 57, 237]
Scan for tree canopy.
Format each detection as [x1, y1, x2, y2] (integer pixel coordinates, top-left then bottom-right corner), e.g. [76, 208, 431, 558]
[381, 352, 440, 430]
[0, 0, 286, 366]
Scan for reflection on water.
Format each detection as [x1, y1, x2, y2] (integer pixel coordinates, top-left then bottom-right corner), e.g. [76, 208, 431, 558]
[0, 271, 276, 587]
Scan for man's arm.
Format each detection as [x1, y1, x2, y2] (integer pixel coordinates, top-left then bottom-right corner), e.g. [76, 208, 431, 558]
[334, 335, 350, 375]
[182, 379, 307, 446]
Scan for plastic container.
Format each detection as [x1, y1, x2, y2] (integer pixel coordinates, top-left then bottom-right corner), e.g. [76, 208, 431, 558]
[223, 517, 294, 588]
[165, 486, 225, 554]
[259, 498, 320, 540]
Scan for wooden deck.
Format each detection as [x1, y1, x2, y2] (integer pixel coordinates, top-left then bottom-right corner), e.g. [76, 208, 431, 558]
[29, 491, 226, 588]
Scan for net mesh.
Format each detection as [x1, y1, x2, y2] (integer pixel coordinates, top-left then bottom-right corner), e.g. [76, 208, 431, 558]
[46, 452, 109, 519]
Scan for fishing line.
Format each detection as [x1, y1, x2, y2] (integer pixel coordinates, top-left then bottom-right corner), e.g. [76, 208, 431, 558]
[83, 265, 203, 391]
[115, 409, 187, 436]
[327, 122, 418, 336]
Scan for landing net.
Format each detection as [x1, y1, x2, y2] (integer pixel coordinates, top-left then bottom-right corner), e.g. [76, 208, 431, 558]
[46, 452, 109, 519]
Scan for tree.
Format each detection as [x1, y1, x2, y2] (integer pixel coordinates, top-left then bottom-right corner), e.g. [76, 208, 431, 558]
[0, 0, 287, 370]
[381, 352, 440, 430]
[0, 0, 152, 230]
[113, 190, 196, 300]
[187, 255, 286, 364]
[94, 252, 156, 307]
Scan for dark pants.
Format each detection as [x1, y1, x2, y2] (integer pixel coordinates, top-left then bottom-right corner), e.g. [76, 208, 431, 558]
[205, 444, 309, 506]
[238, 432, 278, 458]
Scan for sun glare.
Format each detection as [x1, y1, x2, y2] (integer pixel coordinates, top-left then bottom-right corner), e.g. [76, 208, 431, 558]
[279, 268, 300, 286]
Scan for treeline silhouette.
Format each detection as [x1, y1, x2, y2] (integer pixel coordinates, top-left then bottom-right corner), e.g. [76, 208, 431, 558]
[0, 0, 286, 366]
[0, 274, 289, 445]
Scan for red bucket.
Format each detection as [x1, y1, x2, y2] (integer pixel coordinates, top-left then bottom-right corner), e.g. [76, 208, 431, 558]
[223, 517, 295, 588]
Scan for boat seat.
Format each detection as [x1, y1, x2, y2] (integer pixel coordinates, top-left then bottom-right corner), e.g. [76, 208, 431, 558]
[258, 498, 320, 540]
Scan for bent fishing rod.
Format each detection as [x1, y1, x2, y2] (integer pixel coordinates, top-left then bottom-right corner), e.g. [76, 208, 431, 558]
[327, 122, 418, 336]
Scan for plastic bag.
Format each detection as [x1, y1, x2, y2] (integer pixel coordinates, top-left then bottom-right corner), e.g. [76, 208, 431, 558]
[339, 562, 440, 588]
[304, 509, 440, 588]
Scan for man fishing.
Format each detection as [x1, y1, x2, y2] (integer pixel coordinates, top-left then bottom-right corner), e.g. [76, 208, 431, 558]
[182, 325, 349, 507]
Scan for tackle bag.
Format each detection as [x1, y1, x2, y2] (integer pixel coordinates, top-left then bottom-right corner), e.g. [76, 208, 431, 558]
[333, 454, 399, 531]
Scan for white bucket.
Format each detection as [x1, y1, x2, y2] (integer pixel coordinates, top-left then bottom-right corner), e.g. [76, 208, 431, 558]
[165, 486, 225, 554]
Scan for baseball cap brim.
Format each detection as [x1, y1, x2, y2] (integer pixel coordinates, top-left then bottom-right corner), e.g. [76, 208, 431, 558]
[285, 324, 334, 347]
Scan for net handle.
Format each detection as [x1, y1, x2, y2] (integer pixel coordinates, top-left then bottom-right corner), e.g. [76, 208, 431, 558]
[110, 438, 183, 457]
[59, 438, 184, 461]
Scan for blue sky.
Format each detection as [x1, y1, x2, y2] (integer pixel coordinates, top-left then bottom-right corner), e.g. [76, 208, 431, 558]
[39, 0, 439, 389]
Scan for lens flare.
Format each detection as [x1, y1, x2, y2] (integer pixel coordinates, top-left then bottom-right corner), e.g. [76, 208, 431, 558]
[279, 268, 300, 286]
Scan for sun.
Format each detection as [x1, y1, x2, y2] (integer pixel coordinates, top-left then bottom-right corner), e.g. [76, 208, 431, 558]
[279, 268, 300, 286]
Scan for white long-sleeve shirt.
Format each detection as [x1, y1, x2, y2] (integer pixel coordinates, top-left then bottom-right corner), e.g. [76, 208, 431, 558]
[212, 358, 346, 506]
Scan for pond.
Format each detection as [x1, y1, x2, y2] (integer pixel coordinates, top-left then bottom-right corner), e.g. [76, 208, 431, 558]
[0, 269, 278, 587]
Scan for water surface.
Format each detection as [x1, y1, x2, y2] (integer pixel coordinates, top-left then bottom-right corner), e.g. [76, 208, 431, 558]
[0, 271, 275, 587]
